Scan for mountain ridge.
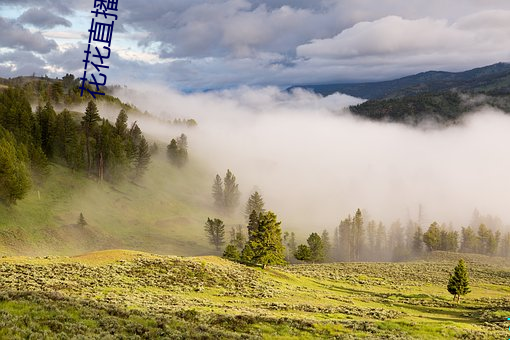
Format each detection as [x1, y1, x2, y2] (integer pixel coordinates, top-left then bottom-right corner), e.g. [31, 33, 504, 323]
[289, 62, 510, 100]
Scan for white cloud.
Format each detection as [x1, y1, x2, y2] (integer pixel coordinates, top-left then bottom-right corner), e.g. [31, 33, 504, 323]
[297, 12, 510, 65]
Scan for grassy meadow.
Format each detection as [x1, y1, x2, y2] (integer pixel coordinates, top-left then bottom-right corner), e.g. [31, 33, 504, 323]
[0, 250, 508, 339]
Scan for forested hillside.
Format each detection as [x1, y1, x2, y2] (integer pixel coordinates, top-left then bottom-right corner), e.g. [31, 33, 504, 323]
[0, 77, 215, 256]
[291, 63, 510, 124]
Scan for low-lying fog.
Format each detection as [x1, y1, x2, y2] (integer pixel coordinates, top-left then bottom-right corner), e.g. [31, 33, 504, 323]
[114, 85, 510, 231]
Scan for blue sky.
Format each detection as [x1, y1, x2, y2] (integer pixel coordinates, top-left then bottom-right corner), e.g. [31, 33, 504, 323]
[1, 0, 510, 90]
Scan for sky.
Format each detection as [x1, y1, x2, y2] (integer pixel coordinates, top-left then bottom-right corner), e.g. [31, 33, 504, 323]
[1, 0, 510, 90]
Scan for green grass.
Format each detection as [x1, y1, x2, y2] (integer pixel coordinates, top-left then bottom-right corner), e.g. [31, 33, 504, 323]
[0, 153, 226, 256]
[0, 250, 508, 338]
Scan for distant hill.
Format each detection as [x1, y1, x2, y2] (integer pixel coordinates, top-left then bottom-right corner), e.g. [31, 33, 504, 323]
[289, 62, 510, 100]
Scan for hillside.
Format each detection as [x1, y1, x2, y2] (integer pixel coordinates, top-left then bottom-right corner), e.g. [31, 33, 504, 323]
[290, 63, 510, 100]
[290, 63, 510, 124]
[0, 152, 221, 256]
[0, 250, 508, 338]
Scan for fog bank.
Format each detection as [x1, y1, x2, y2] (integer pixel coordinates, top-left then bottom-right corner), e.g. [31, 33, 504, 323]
[115, 85, 510, 231]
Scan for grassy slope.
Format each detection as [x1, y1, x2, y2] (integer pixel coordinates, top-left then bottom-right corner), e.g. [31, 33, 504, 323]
[0, 250, 508, 339]
[0, 152, 223, 256]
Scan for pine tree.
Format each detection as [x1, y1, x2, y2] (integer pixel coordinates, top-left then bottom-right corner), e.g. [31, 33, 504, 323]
[294, 244, 312, 262]
[204, 218, 225, 251]
[283, 231, 297, 262]
[212, 174, 224, 210]
[55, 109, 80, 168]
[376, 222, 387, 259]
[423, 222, 441, 251]
[247, 210, 260, 241]
[82, 100, 100, 174]
[447, 259, 471, 303]
[338, 216, 352, 261]
[366, 220, 377, 259]
[36, 102, 57, 158]
[460, 226, 478, 253]
[223, 244, 240, 262]
[78, 213, 87, 226]
[115, 109, 128, 137]
[500, 232, 510, 258]
[321, 230, 331, 262]
[229, 225, 246, 251]
[307, 232, 325, 263]
[166, 134, 188, 167]
[0, 131, 31, 205]
[240, 243, 255, 264]
[352, 209, 364, 261]
[223, 169, 240, 214]
[412, 226, 423, 254]
[245, 211, 286, 268]
[244, 191, 265, 220]
[134, 136, 151, 180]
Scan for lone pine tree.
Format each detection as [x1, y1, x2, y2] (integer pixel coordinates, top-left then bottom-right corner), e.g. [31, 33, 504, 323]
[447, 259, 471, 303]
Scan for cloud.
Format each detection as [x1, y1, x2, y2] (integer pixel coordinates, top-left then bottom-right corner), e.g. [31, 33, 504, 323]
[0, 50, 46, 76]
[112, 85, 510, 231]
[0, 0, 76, 15]
[296, 12, 510, 81]
[0, 16, 57, 53]
[18, 7, 72, 29]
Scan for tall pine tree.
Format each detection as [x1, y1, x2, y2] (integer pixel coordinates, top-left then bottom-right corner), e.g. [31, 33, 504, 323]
[81, 100, 100, 174]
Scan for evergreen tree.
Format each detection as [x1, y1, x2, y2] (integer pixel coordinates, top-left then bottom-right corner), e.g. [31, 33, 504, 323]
[212, 174, 224, 211]
[134, 136, 151, 180]
[244, 191, 265, 220]
[352, 209, 364, 261]
[115, 109, 128, 137]
[245, 211, 286, 268]
[81, 100, 100, 174]
[307, 232, 325, 263]
[55, 109, 81, 169]
[366, 220, 377, 259]
[229, 225, 246, 251]
[240, 243, 255, 264]
[338, 216, 352, 261]
[78, 213, 87, 226]
[412, 226, 423, 254]
[423, 222, 441, 251]
[321, 229, 331, 262]
[0, 131, 31, 205]
[294, 244, 312, 262]
[166, 134, 188, 167]
[332, 227, 341, 261]
[283, 231, 297, 262]
[500, 232, 510, 258]
[447, 259, 471, 303]
[204, 218, 225, 251]
[375, 222, 387, 258]
[36, 102, 57, 158]
[247, 210, 260, 241]
[223, 169, 240, 214]
[223, 244, 240, 262]
[460, 226, 478, 253]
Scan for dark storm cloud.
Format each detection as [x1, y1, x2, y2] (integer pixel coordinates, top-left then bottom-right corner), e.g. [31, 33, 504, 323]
[18, 7, 72, 29]
[0, 16, 57, 53]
